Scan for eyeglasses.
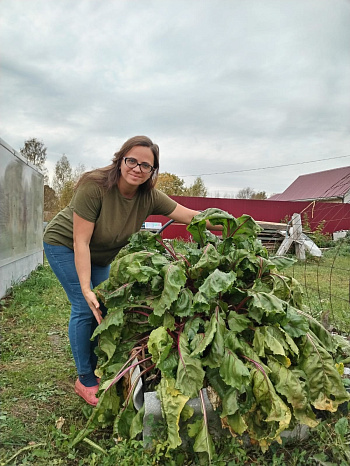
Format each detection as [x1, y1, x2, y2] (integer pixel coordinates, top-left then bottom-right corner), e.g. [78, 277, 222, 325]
[123, 157, 154, 174]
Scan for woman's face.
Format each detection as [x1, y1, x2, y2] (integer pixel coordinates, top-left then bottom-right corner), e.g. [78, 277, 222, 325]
[119, 146, 154, 188]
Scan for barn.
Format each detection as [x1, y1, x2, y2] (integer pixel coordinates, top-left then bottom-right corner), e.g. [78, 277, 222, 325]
[269, 166, 350, 203]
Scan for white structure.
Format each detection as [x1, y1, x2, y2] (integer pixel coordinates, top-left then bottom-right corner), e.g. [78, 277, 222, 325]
[0, 138, 44, 298]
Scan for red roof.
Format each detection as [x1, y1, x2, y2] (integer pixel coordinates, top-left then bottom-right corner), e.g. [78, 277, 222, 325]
[269, 166, 350, 201]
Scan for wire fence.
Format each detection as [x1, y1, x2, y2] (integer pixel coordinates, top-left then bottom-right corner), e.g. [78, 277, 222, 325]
[271, 203, 350, 334]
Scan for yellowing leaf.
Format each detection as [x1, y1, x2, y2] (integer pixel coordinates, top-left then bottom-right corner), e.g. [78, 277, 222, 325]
[156, 377, 189, 449]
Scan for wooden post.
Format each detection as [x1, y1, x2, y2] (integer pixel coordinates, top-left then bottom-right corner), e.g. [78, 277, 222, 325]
[291, 213, 306, 260]
[276, 213, 305, 259]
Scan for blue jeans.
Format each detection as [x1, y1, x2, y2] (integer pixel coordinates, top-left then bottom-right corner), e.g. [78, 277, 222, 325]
[43, 243, 110, 385]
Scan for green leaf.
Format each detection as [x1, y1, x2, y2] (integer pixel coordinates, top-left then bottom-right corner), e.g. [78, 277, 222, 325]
[109, 251, 159, 286]
[187, 418, 215, 459]
[281, 305, 309, 338]
[91, 308, 124, 339]
[229, 215, 262, 244]
[184, 316, 205, 342]
[158, 351, 179, 379]
[253, 326, 287, 358]
[170, 288, 194, 317]
[175, 333, 205, 399]
[192, 291, 211, 313]
[247, 292, 285, 324]
[228, 311, 251, 333]
[199, 269, 237, 299]
[189, 243, 222, 279]
[220, 387, 239, 417]
[202, 313, 226, 368]
[127, 230, 163, 252]
[96, 283, 133, 308]
[180, 403, 194, 421]
[268, 256, 296, 271]
[187, 208, 236, 245]
[335, 417, 348, 438]
[249, 367, 292, 443]
[163, 311, 175, 331]
[280, 327, 299, 357]
[222, 412, 248, 436]
[148, 327, 173, 367]
[302, 311, 336, 351]
[298, 332, 350, 412]
[190, 313, 217, 357]
[219, 341, 250, 390]
[130, 405, 145, 439]
[114, 398, 137, 438]
[153, 262, 187, 316]
[267, 356, 318, 427]
[98, 329, 118, 364]
[156, 377, 190, 449]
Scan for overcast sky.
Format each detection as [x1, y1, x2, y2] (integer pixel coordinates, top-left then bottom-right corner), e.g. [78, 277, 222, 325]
[1, 0, 350, 197]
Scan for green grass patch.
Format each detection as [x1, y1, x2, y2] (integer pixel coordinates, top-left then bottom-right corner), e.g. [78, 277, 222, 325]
[1, 257, 350, 465]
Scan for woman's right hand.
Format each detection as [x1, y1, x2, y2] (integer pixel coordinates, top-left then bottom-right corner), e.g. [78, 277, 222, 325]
[73, 213, 101, 322]
[83, 290, 103, 324]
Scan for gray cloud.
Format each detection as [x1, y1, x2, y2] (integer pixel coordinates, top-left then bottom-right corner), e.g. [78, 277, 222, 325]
[1, 0, 349, 196]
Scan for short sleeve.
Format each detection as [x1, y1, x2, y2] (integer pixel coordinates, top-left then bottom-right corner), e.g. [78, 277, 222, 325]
[151, 189, 177, 216]
[69, 182, 103, 223]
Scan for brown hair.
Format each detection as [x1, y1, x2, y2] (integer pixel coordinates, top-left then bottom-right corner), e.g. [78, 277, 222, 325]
[75, 135, 159, 193]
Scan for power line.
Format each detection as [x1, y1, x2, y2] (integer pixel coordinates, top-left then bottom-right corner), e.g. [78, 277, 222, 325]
[179, 154, 350, 178]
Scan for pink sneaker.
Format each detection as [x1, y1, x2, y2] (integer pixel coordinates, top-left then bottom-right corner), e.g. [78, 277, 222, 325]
[74, 379, 99, 406]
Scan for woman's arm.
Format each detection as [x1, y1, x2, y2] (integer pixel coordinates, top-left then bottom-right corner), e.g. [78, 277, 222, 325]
[168, 203, 222, 230]
[167, 204, 199, 224]
[73, 212, 103, 324]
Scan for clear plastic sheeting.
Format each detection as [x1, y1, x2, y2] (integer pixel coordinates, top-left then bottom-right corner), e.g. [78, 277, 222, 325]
[0, 138, 44, 297]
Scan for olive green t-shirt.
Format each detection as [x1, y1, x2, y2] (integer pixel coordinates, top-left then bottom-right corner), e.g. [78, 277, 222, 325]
[43, 182, 177, 266]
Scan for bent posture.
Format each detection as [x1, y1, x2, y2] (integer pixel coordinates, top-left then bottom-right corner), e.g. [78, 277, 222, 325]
[44, 136, 205, 405]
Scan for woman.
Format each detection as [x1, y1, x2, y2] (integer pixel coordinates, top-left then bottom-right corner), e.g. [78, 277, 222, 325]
[43, 135, 202, 406]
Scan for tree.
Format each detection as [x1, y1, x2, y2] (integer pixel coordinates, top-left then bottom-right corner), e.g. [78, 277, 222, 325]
[236, 187, 267, 199]
[20, 138, 47, 170]
[156, 172, 186, 196]
[184, 177, 208, 197]
[44, 185, 59, 221]
[236, 187, 256, 199]
[251, 191, 267, 200]
[52, 157, 86, 210]
[20, 137, 49, 183]
[52, 155, 73, 195]
[156, 173, 208, 197]
[73, 163, 86, 181]
[58, 180, 75, 211]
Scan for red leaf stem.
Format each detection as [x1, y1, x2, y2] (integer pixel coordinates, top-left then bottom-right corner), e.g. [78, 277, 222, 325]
[123, 363, 156, 408]
[242, 355, 268, 381]
[125, 309, 150, 317]
[156, 238, 179, 260]
[166, 328, 178, 341]
[175, 252, 191, 267]
[257, 256, 263, 279]
[234, 296, 251, 312]
[230, 217, 250, 238]
[105, 355, 152, 391]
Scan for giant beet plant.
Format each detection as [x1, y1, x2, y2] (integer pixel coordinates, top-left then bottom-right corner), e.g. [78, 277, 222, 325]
[72, 209, 350, 458]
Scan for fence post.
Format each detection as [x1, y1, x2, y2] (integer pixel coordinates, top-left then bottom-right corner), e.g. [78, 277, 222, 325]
[276, 213, 305, 259]
[291, 213, 306, 260]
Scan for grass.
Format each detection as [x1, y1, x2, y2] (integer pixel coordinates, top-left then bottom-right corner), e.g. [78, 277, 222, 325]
[1, 255, 350, 465]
